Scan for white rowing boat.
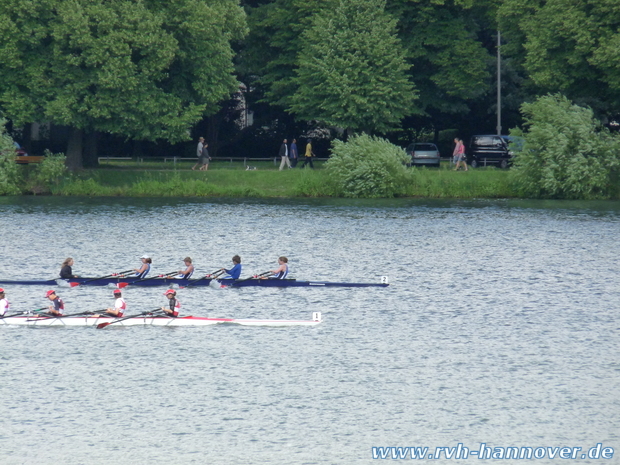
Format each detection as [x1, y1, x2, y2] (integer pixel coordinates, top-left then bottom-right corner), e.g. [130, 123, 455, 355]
[0, 312, 322, 327]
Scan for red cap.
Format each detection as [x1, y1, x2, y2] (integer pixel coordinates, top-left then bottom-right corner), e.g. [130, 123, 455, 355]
[0, 288, 5, 293]
[163, 289, 176, 295]
[113, 289, 122, 295]
[45, 290, 56, 297]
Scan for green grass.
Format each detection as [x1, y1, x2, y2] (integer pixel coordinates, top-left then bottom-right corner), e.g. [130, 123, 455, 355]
[48, 159, 522, 198]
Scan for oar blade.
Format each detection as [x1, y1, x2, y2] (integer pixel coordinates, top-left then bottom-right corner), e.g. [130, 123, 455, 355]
[116, 282, 129, 289]
[96, 322, 111, 329]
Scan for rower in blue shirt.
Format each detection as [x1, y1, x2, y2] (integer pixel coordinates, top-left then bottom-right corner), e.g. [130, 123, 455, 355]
[220, 255, 242, 279]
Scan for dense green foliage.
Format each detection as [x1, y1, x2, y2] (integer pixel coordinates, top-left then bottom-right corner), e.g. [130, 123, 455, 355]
[27, 150, 68, 193]
[242, 0, 334, 108]
[511, 94, 620, 199]
[288, 0, 415, 133]
[0, 119, 21, 195]
[0, 0, 246, 167]
[326, 134, 410, 198]
[388, 0, 492, 116]
[1, 0, 620, 201]
[499, 0, 620, 114]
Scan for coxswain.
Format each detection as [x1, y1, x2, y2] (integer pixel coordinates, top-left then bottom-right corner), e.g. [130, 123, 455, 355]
[219, 255, 242, 279]
[177, 257, 194, 279]
[0, 288, 9, 316]
[59, 257, 78, 279]
[161, 290, 180, 317]
[268, 256, 289, 279]
[134, 255, 151, 278]
[104, 289, 126, 317]
[45, 290, 64, 316]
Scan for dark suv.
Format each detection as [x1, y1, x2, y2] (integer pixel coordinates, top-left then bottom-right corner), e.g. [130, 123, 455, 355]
[467, 135, 520, 169]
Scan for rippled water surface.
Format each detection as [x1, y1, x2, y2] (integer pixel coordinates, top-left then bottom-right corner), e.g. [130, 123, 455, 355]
[0, 197, 619, 464]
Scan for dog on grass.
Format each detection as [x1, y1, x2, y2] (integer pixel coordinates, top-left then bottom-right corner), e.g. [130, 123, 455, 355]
[245, 165, 257, 171]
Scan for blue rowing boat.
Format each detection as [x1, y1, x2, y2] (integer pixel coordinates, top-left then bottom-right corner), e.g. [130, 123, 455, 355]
[0, 276, 389, 288]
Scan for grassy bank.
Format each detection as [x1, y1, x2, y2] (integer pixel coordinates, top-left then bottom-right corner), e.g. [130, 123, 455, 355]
[48, 159, 520, 198]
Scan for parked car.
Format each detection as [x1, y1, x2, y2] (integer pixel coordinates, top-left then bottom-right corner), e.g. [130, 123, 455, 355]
[14, 142, 27, 156]
[406, 142, 441, 167]
[467, 135, 521, 168]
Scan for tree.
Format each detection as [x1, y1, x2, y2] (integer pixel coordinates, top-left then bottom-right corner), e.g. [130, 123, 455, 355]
[387, 0, 492, 117]
[511, 94, 620, 199]
[499, 0, 620, 117]
[0, 118, 21, 195]
[289, 0, 416, 134]
[241, 0, 334, 109]
[0, 0, 247, 170]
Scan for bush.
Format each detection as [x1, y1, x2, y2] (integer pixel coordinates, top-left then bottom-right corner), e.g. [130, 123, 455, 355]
[0, 119, 22, 195]
[511, 94, 620, 199]
[326, 133, 410, 198]
[28, 150, 68, 193]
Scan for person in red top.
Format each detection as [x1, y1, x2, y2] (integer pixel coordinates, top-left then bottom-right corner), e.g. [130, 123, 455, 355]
[45, 290, 64, 316]
[162, 290, 181, 317]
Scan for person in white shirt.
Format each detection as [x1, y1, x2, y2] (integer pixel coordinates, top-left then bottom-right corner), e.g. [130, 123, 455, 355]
[279, 139, 291, 170]
[106, 289, 126, 317]
[192, 137, 205, 171]
[0, 288, 10, 316]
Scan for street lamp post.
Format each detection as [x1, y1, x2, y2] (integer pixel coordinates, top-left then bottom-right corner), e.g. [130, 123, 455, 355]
[497, 30, 502, 136]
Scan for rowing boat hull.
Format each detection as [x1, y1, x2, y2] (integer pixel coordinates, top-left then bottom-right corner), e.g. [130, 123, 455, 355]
[0, 277, 389, 288]
[0, 314, 322, 327]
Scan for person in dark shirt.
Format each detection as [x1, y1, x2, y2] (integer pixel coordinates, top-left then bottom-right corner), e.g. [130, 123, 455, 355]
[161, 290, 180, 317]
[59, 257, 78, 279]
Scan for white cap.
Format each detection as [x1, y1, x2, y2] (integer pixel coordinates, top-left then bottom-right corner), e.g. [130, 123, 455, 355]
[140, 254, 150, 259]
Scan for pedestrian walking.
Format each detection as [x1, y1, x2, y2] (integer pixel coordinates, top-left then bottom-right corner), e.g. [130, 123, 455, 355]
[192, 137, 205, 171]
[279, 139, 291, 170]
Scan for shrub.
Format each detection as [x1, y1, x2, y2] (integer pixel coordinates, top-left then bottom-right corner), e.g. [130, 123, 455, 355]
[326, 133, 410, 198]
[0, 119, 22, 195]
[511, 94, 620, 199]
[28, 150, 68, 193]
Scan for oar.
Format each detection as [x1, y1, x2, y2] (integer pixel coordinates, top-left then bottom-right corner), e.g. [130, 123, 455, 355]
[68, 269, 134, 287]
[234, 271, 272, 284]
[177, 270, 224, 289]
[116, 271, 178, 289]
[96, 308, 162, 329]
[0, 308, 47, 319]
[33, 309, 106, 321]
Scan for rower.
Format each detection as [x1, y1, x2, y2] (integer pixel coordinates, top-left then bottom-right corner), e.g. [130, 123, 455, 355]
[134, 255, 151, 278]
[161, 290, 180, 317]
[45, 290, 64, 316]
[176, 257, 194, 279]
[103, 289, 126, 317]
[267, 256, 289, 279]
[0, 288, 9, 316]
[219, 255, 242, 279]
[59, 257, 79, 279]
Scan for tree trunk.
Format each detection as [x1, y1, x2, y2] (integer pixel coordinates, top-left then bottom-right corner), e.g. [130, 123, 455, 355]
[133, 140, 143, 160]
[83, 131, 99, 168]
[22, 123, 33, 154]
[66, 127, 84, 171]
[206, 113, 222, 158]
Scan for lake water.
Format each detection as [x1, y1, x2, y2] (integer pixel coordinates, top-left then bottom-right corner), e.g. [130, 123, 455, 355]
[0, 197, 618, 464]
